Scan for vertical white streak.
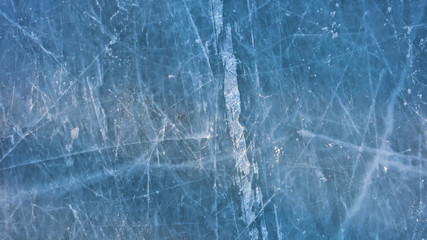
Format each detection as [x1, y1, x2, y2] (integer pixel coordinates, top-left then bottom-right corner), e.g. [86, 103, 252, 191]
[210, 1, 223, 238]
[274, 204, 283, 240]
[211, 0, 223, 37]
[222, 24, 259, 239]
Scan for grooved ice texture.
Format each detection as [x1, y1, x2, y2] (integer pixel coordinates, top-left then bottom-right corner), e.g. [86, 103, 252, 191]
[0, 0, 426, 239]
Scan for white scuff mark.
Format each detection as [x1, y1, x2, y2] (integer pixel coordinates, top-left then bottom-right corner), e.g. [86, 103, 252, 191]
[71, 127, 79, 140]
[65, 157, 74, 167]
[222, 24, 260, 239]
[274, 146, 283, 163]
[69, 205, 81, 224]
[65, 144, 72, 152]
[332, 31, 339, 39]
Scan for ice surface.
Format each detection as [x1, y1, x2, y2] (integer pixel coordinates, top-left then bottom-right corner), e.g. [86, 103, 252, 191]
[0, 0, 426, 239]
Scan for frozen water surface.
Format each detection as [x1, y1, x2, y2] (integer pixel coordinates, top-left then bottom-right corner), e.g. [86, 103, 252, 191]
[0, 0, 426, 239]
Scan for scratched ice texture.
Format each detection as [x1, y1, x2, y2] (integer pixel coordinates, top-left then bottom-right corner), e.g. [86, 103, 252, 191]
[0, 0, 426, 239]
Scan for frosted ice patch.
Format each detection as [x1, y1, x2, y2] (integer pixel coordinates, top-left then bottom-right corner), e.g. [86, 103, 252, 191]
[71, 127, 79, 139]
[65, 157, 74, 167]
